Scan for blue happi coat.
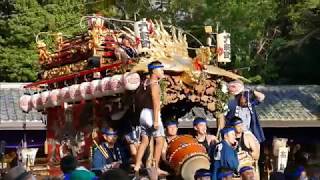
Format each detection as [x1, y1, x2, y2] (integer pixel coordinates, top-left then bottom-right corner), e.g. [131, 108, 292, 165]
[210, 140, 239, 180]
[226, 95, 265, 143]
[91, 142, 128, 172]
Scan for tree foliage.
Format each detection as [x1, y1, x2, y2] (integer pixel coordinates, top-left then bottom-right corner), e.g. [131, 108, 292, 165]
[0, 0, 110, 82]
[267, 0, 320, 84]
[0, 0, 47, 81]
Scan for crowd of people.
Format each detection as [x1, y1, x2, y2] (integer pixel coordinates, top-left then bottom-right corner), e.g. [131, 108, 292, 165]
[61, 61, 266, 180]
[2, 61, 316, 180]
[40, 115, 262, 180]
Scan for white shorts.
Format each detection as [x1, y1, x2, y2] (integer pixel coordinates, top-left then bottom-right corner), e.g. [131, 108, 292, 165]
[139, 108, 164, 137]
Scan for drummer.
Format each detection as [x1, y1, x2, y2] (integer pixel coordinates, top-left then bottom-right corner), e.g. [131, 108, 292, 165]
[164, 120, 179, 141]
[229, 117, 260, 177]
[161, 120, 178, 171]
[161, 120, 178, 163]
[193, 117, 218, 153]
[210, 127, 239, 180]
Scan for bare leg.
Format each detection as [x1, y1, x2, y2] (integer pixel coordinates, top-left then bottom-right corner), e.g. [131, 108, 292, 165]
[134, 135, 149, 172]
[129, 143, 138, 163]
[154, 136, 168, 175]
[154, 136, 164, 167]
[147, 136, 154, 168]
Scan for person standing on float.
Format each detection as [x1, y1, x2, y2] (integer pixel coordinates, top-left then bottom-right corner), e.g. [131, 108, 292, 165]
[134, 61, 167, 175]
[226, 80, 266, 143]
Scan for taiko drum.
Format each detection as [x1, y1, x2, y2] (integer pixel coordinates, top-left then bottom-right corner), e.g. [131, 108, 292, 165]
[166, 135, 209, 175]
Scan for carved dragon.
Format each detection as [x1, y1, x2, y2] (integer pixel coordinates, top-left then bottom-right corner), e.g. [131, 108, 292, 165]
[116, 20, 248, 83]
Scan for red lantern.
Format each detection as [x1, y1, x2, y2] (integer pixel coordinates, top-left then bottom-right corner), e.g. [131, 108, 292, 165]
[80, 82, 93, 100]
[48, 89, 60, 107]
[69, 84, 82, 102]
[41, 91, 50, 108]
[31, 94, 44, 111]
[91, 80, 103, 98]
[110, 75, 124, 94]
[59, 87, 70, 103]
[100, 77, 112, 96]
[20, 95, 32, 112]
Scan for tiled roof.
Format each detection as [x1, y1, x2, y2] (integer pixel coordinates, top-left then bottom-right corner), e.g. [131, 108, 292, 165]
[254, 85, 319, 127]
[178, 85, 320, 128]
[0, 83, 46, 130]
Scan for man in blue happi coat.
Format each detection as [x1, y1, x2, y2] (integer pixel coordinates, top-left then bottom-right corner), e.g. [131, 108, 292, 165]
[91, 127, 129, 175]
[210, 127, 239, 180]
[226, 80, 266, 143]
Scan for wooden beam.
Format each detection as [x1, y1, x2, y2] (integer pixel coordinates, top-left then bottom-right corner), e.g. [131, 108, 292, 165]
[24, 61, 126, 88]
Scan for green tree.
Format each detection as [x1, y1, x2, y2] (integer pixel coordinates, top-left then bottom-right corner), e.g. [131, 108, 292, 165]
[202, 1, 279, 83]
[265, 0, 320, 84]
[137, 0, 278, 83]
[0, 0, 113, 82]
[0, 0, 48, 82]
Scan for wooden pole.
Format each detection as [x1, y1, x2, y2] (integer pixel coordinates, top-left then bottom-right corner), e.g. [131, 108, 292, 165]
[216, 113, 225, 140]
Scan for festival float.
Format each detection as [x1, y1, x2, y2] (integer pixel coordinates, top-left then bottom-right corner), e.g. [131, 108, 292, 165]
[19, 15, 247, 177]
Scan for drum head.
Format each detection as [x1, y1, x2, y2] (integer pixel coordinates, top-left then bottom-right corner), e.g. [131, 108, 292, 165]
[180, 155, 210, 180]
[166, 135, 196, 158]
